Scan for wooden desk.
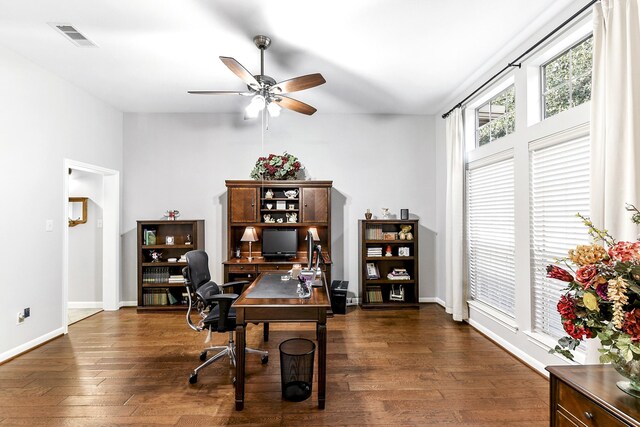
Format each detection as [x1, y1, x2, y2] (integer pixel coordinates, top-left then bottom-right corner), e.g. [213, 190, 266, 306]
[233, 272, 331, 411]
[547, 364, 640, 426]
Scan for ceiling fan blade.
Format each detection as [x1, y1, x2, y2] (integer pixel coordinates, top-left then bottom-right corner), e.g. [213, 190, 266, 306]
[188, 90, 253, 96]
[219, 56, 260, 89]
[276, 95, 317, 115]
[271, 73, 326, 94]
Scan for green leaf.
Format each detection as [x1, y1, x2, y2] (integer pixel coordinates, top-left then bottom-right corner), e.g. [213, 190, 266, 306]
[625, 348, 634, 362]
[600, 353, 614, 363]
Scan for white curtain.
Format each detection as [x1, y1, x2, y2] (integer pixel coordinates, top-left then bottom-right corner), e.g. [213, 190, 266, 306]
[591, 0, 640, 240]
[445, 108, 467, 321]
[588, 0, 640, 363]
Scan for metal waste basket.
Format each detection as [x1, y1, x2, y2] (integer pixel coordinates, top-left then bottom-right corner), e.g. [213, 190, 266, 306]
[279, 338, 316, 402]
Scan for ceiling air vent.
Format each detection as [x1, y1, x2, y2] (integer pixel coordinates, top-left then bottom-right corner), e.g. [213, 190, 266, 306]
[48, 23, 97, 48]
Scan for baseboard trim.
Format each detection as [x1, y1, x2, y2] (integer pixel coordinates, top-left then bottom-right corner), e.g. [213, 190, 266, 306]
[119, 300, 137, 308]
[419, 297, 446, 308]
[68, 301, 103, 309]
[0, 328, 64, 364]
[467, 318, 548, 377]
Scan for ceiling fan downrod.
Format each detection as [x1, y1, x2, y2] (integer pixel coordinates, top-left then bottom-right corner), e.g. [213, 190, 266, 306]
[253, 35, 271, 77]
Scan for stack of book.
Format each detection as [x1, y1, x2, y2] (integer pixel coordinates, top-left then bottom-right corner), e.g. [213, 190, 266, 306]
[367, 247, 383, 257]
[387, 268, 410, 280]
[365, 225, 383, 240]
[168, 274, 185, 284]
[367, 286, 383, 303]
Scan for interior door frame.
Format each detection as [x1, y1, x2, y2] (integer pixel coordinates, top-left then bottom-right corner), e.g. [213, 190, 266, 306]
[63, 159, 120, 333]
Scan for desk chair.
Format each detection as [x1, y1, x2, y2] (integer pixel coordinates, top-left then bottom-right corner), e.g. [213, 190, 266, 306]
[183, 250, 268, 384]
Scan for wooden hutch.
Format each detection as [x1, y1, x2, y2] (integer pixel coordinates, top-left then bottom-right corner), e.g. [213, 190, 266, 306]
[223, 180, 332, 284]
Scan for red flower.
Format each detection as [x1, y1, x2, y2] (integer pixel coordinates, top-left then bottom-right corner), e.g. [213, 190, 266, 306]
[596, 282, 609, 300]
[268, 154, 274, 160]
[608, 241, 640, 262]
[563, 320, 594, 340]
[557, 295, 577, 320]
[575, 265, 598, 288]
[547, 265, 574, 282]
[623, 309, 640, 342]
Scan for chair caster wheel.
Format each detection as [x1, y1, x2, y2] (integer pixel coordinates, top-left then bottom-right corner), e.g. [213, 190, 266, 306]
[261, 355, 268, 364]
[199, 351, 207, 361]
[189, 373, 198, 384]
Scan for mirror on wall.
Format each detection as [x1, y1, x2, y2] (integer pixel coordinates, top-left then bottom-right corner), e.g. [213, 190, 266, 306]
[68, 197, 88, 227]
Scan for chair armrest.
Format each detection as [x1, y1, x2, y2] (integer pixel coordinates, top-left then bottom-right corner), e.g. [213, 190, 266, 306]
[209, 293, 239, 332]
[220, 280, 250, 295]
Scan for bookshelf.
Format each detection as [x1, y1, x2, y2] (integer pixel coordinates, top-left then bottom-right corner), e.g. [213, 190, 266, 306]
[359, 219, 419, 309]
[136, 220, 204, 311]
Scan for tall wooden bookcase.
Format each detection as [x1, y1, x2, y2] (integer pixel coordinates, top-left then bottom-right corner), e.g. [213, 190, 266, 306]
[136, 219, 204, 311]
[224, 180, 332, 284]
[359, 219, 419, 309]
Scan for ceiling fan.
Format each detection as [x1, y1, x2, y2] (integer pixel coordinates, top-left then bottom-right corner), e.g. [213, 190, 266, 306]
[188, 35, 326, 118]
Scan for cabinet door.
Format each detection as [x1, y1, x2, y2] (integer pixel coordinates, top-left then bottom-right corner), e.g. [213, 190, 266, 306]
[230, 187, 258, 223]
[301, 187, 329, 223]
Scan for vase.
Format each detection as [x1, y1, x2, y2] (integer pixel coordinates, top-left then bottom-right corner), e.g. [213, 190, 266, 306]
[613, 358, 640, 397]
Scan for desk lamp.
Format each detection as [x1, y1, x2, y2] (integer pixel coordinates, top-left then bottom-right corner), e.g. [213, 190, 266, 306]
[241, 227, 258, 261]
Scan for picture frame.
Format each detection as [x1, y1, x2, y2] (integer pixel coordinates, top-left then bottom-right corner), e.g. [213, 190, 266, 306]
[276, 201, 286, 210]
[165, 235, 175, 245]
[398, 247, 410, 257]
[383, 232, 398, 241]
[366, 262, 380, 279]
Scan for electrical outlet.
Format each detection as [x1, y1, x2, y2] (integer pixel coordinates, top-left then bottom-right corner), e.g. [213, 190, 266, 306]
[17, 312, 25, 325]
[45, 219, 53, 232]
[24, 307, 30, 318]
[97, 219, 103, 228]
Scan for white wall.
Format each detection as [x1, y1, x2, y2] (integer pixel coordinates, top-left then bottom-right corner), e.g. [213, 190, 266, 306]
[433, 0, 593, 373]
[123, 113, 437, 303]
[68, 170, 104, 306]
[0, 43, 123, 361]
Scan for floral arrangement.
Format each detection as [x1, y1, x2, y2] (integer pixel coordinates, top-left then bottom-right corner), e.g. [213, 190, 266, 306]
[549, 204, 640, 365]
[249, 152, 303, 180]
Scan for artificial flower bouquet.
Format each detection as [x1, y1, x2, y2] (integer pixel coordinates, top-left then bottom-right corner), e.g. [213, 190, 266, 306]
[249, 152, 303, 180]
[549, 205, 640, 366]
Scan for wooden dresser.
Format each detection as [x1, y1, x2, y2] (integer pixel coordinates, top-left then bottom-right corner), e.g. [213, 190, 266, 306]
[547, 365, 640, 426]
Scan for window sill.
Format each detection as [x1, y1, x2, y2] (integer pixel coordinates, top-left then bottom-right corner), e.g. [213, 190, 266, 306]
[524, 330, 584, 365]
[467, 300, 518, 334]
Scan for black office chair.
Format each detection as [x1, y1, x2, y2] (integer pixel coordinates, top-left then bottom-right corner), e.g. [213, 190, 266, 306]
[183, 250, 268, 384]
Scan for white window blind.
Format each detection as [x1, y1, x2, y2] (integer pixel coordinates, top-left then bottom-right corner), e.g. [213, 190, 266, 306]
[530, 136, 590, 338]
[467, 156, 516, 317]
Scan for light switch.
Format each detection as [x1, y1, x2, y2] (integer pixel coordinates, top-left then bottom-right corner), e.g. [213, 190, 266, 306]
[97, 219, 103, 228]
[45, 220, 53, 232]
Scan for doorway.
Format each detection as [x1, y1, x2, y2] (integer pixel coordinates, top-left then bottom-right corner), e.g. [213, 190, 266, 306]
[63, 160, 120, 333]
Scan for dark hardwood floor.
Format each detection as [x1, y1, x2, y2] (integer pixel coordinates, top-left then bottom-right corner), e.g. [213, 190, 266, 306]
[0, 305, 549, 426]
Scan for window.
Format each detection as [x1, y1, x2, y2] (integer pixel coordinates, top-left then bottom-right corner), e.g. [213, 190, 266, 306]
[530, 135, 590, 338]
[467, 156, 516, 317]
[542, 36, 593, 119]
[476, 86, 515, 146]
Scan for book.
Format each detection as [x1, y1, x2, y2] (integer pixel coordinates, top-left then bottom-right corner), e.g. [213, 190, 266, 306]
[144, 229, 156, 245]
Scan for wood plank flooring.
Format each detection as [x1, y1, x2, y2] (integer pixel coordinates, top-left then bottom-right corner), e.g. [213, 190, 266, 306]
[0, 305, 549, 426]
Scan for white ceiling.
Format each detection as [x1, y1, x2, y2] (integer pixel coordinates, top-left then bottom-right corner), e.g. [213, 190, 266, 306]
[0, 0, 574, 115]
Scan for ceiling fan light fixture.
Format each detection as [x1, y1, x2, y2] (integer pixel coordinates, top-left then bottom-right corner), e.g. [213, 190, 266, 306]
[245, 94, 266, 118]
[267, 101, 281, 117]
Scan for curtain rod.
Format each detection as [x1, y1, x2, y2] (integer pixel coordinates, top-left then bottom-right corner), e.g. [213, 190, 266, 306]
[441, 0, 598, 119]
